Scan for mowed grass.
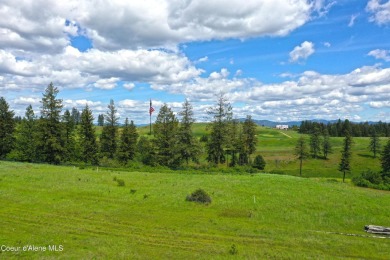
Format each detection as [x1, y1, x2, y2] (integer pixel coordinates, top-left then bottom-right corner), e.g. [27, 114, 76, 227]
[139, 123, 384, 179]
[256, 128, 385, 179]
[0, 161, 389, 259]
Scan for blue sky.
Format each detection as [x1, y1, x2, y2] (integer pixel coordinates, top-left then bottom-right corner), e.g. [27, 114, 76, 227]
[0, 0, 389, 123]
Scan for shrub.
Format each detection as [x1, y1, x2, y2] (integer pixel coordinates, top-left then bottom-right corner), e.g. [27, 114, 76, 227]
[186, 189, 211, 204]
[200, 135, 208, 142]
[229, 244, 238, 255]
[361, 169, 382, 185]
[116, 178, 125, 186]
[252, 155, 266, 170]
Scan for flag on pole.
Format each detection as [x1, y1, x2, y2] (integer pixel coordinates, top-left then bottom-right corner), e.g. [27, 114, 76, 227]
[149, 99, 155, 115]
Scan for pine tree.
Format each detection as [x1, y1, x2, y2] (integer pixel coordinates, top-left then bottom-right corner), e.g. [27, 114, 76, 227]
[100, 99, 119, 159]
[369, 129, 381, 158]
[339, 131, 353, 182]
[226, 119, 240, 167]
[71, 107, 80, 125]
[241, 115, 257, 164]
[0, 97, 16, 158]
[177, 99, 201, 165]
[153, 104, 179, 167]
[206, 94, 233, 164]
[295, 136, 309, 176]
[117, 118, 138, 164]
[97, 114, 105, 126]
[322, 129, 333, 159]
[137, 136, 157, 166]
[79, 105, 99, 164]
[37, 83, 64, 164]
[309, 126, 321, 159]
[12, 105, 37, 162]
[380, 138, 390, 181]
[253, 155, 266, 170]
[62, 109, 76, 162]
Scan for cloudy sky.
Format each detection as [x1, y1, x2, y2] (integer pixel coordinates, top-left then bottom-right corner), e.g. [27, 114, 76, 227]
[1, 0, 390, 123]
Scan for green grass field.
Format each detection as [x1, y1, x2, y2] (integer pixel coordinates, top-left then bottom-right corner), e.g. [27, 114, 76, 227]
[139, 123, 384, 179]
[0, 161, 389, 259]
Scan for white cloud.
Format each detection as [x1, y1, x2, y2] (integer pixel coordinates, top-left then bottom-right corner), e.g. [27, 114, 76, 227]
[93, 78, 119, 90]
[197, 56, 208, 63]
[123, 83, 135, 91]
[0, 0, 333, 52]
[323, 42, 331, 48]
[289, 41, 315, 63]
[369, 101, 390, 108]
[348, 14, 359, 27]
[366, 0, 390, 25]
[0, 47, 202, 93]
[368, 49, 390, 61]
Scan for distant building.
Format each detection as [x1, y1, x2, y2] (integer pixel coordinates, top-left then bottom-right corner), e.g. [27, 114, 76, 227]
[276, 125, 289, 130]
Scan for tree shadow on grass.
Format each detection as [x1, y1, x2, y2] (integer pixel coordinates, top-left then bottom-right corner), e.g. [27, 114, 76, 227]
[357, 153, 375, 159]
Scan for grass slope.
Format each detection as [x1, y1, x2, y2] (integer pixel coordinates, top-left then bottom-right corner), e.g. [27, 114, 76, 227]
[139, 123, 384, 179]
[0, 161, 389, 259]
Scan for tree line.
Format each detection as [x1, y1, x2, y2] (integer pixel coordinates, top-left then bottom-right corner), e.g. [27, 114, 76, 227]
[0, 83, 261, 169]
[299, 119, 390, 137]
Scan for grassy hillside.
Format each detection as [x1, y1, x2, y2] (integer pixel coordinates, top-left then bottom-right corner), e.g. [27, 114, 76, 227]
[137, 123, 384, 179]
[0, 161, 389, 259]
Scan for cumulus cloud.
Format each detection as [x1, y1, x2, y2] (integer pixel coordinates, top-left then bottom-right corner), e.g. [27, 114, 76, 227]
[289, 41, 315, 63]
[152, 68, 250, 101]
[149, 64, 390, 121]
[368, 49, 390, 61]
[0, 0, 333, 52]
[366, 0, 390, 25]
[0, 1, 77, 53]
[0, 47, 202, 93]
[123, 83, 135, 91]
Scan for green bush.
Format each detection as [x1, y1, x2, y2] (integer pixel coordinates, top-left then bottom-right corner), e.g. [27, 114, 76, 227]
[361, 169, 382, 185]
[186, 189, 211, 204]
[252, 155, 266, 170]
[352, 170, 390, 191]
[116, 178, 125, 187]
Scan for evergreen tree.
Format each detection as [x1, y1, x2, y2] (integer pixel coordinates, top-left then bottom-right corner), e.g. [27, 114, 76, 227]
[137, 136, 157, 166]
[380, 138, 390, 181]
[339, 131, 353, 182]
[37, 83, 64, 164]
[241, 115, 257, 164]
[295, 136, 309, 176]
[12, 105, 37, 162]
[117, 118, 138, 164]
[0, 97, 15, 158]
[79, 105, 99, 164]
[153, 104, 179, 167]
[206, 94, 233, 164]
[97, 114, 105, 126]
[253, 155, 266, 170]
[71, 107, 80, 125]
[322, 129, 333, 159]
[309, 126, 321, 159]
[177, 99, 201, 165]
[227, 119, 240, 167]
[62, 109, 76, 162]
[369, 129, 381, 158]
[100, 99, 119, 159]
